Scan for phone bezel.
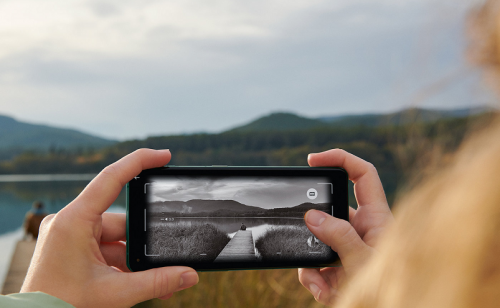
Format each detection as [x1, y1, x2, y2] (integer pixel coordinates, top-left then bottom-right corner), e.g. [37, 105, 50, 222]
[127, 166, 348, 272]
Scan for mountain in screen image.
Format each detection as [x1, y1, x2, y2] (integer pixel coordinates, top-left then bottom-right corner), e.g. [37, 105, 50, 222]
[149, 199, 264, 214]
[149, 199, 331, 217]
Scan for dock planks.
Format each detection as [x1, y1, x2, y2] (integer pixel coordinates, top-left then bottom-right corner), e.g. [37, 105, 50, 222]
[214, 230, 256, 262]
[2, 240, 36, 295]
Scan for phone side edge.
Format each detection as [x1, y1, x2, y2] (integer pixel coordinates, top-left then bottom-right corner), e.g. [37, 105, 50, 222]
[126, 182, 133, 272]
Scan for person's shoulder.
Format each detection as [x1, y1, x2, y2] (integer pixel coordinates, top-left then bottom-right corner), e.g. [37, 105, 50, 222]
[0, 292, 74, 308]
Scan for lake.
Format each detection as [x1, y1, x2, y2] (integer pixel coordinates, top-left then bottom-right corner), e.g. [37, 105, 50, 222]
[0, 175, 126, 290]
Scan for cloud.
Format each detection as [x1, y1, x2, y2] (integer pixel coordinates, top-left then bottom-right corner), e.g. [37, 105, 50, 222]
[0, 0, 486, 139]
[149, 177, 331, 208]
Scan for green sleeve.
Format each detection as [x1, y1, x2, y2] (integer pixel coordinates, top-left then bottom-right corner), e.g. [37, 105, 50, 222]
[0, 292, 74, 308]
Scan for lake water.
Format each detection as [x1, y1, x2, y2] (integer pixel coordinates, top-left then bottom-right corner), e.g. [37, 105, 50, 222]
[0, 176, 126, 290]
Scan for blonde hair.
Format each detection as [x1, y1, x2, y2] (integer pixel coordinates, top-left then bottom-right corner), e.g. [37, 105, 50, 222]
[336, 119, 500, 308]
[335, 2, 500, 307]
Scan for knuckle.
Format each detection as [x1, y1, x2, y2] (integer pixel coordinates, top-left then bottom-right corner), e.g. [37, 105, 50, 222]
[331, 220, 358, 246]
[330, 148, 347, 156]
[153, 270, 170, 298]
[39, 214, 56, 231]
[39, 213, 72, 238]
[101, 163, 118, 177]
[40, 214, 55, 226]
[134, 148, 150, 156]
[297, 269, 307, 285]
[366, 162, 377, 173]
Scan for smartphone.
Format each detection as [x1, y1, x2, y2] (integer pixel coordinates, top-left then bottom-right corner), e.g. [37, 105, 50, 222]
[127, 166, 348, 271]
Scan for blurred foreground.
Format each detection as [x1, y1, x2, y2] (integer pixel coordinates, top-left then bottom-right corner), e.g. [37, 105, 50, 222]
[134, 269, 324, 308]
[1, 241, 324, 307]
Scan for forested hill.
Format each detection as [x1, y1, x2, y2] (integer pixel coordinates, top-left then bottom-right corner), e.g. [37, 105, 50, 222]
[0, 114, 115, 160]
[227, 107, 489, 132]
[1, 109, 496, 206]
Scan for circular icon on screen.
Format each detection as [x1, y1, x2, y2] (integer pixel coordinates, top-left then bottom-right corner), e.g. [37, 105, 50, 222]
[307, 188, 318, 200]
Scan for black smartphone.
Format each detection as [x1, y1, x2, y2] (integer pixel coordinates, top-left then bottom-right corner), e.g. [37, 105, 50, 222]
[127, 166, 348, 271]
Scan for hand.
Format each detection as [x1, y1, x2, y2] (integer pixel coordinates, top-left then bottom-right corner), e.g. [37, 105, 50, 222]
[298, 149, 393, 306]
[21, 149, 199, 308]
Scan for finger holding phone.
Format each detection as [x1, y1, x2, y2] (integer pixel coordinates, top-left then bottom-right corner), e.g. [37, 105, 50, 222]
[20, 149, 199, 308]
[298, 149, 394, 306]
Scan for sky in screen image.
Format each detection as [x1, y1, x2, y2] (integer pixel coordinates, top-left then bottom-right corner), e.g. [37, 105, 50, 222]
[148, 177, 331, 209]
[0, 0, 492, 139]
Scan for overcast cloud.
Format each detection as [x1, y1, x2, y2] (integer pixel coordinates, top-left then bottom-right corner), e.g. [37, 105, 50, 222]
[0, 0, 490, 139]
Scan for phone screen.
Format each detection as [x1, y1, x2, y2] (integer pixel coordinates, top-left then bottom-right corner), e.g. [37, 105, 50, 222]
[127, 167, 348, 271]
[144, 175, 335, 266]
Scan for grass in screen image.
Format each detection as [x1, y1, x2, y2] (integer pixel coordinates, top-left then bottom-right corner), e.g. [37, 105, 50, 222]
[147, 224, 230, 262]
[255, 225, 331, 261]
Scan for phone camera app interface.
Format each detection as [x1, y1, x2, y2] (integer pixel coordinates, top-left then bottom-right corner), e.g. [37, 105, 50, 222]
[143, 176, 335, 265]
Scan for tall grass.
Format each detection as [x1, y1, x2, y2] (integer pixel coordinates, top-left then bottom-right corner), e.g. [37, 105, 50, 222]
[255, 226, 331, 261]
[133, 269, 325, 308]
[148, 223, 230, 262]
[137, 225, 329, 307]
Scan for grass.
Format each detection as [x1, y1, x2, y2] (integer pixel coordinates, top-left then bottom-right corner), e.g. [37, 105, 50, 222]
[255, 226, 331, 261]
[133, 269, 326, 308]
[139, 225, 330, 307]
[148, 223, 230, 262]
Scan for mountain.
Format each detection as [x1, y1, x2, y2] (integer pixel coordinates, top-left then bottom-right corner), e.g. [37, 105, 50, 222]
[226, 107, 491, 133]
[227, 112, 327, 132]
[149, 199, 264, 214]
[317, 107, 490, 127]
[0, 115, 116, 158]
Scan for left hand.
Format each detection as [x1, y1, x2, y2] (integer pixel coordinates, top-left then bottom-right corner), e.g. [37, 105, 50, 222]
[21, 149, 199, 308]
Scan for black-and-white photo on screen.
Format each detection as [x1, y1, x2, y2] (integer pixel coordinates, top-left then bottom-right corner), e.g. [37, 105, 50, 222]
[145, 176, 335, 264]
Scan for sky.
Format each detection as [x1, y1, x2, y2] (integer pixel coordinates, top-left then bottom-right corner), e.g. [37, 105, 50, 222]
[0, 0, 492, 140]
[148, 177, 331, 209]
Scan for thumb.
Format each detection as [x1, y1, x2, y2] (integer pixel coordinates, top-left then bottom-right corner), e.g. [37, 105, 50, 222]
[304, 210, 373, 274]
[118, 267, 199, 306]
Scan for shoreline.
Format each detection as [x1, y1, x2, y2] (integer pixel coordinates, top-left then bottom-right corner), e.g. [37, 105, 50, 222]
[0, 174, 97, 182]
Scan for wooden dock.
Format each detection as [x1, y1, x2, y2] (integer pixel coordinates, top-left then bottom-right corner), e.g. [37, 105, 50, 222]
[214, 230, 256, 262]
[1, 240, 36, 295]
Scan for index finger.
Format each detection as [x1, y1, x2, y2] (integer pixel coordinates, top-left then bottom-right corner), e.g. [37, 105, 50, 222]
[72, 148, 171, 216]
[308, 149, 387, 209]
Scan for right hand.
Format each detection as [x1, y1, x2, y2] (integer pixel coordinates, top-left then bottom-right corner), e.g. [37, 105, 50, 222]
[298, 149, 394, 306]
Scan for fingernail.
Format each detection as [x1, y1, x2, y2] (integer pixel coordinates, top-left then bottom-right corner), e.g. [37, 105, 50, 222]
[179, 271, 199, 289]
[308, 153, 317, 160]
[306, 210, 327, 227]
[309, 283, 321, 300]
